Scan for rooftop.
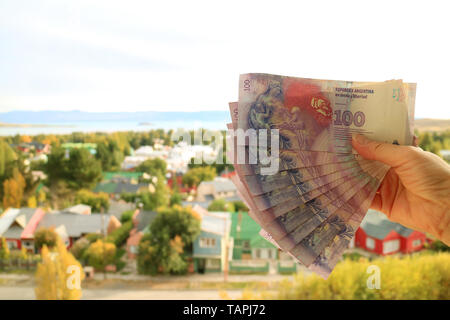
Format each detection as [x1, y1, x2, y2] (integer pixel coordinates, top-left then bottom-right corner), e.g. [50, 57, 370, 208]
[199, 177, 236, 193]
[38, 212, 111, 238]
[360, 209, 415, 240]
[200, 211, 231, 236]
[0, 208, 37, 236]
[229, 211, 276, 249]
[103, 171, 144, 182]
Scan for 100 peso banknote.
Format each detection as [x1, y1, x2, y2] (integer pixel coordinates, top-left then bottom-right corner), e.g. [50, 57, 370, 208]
[237, 74, 415, 153]
[226, 73, 415, 279]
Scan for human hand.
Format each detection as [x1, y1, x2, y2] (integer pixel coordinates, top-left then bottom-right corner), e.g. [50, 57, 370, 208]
[352, 134, 450, 245]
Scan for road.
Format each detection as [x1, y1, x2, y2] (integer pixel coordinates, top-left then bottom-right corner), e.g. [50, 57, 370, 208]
[0, 286, 245, 300]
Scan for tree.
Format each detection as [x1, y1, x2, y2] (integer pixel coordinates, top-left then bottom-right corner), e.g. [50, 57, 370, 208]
[34, 227, 58, 251]
[96, 141, 124, 171]
[95, 142, 113, 171]
[85, 239, 116, 279]
[0, 237, 10, 261]
[182, 167, 216, 188]
[232, 201, 249, 212]
[136, 158, 167, 177]
[74, 189, 109, 212]
[65, 149, 103, 190]
[105, 220, 133, 247]
[27, 196, 37, 208]
[46, 147, 68, 185]
[207, 199, 234, 212]
[188, 155, 234, 175]
[137, 206, 201, 275]
[35, 239, 84, 300]
[170, 191, 182, 206]
[141, 172, 170, 211]
[70, 237, 90, 264]
[47, 148, 103, 191]
[2, 168, 25, 209]
[0, 140, 16, 177]
[37, 189, 46, 204]
[120, 210, 135, 223]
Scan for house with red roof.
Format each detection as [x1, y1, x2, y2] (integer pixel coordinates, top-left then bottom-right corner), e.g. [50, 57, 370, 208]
[167, 174, 195, 193]
[0, 208, 46, 252]
[355, 210, 427, 255]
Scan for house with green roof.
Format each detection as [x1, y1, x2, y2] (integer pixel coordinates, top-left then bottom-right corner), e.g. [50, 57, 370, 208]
[229, 212, 278, 274]
[103, 171, 144, 183]
[61, 143, 97, 155]
[230, 211, 277, 260]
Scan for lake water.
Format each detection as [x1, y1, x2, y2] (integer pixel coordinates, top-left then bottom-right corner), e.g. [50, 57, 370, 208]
[0, 120, 229, 136]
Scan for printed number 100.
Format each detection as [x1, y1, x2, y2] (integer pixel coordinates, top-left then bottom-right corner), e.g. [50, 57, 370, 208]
[334, 110, 365, 127]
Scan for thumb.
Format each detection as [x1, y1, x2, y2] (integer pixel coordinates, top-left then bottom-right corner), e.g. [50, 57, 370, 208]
[352, 134, 413, 168]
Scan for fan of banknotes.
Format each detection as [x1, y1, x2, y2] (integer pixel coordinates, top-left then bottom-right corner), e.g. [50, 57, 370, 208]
[227, 73, 416, 279]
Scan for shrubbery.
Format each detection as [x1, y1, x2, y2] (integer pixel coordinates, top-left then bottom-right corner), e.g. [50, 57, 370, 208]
[137, 206, 201, 275]
[241, 253, 450, 300]
[34, 227, 58, 251]
[120, 210, 135, 223]
[105, 220, 133, 247]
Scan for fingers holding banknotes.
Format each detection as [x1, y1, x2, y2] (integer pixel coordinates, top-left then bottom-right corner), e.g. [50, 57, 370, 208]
[352, 134, 450, 245]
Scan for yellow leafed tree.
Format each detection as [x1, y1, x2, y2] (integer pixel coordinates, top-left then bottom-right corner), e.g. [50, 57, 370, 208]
[35, 238, 85, 300]
[27, 196, 37, 208]
[0, 237, 10, 260]
[2, 168, 25, 209]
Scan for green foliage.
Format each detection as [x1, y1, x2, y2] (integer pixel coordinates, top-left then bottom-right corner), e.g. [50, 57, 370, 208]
[208, 199, 234, 212]
[137, 206, 201, 275]
[418, 130, 450, 161]
[114, 248, 127, 271]
[96, 141, 124, 171]
[342, 252, 364, 261]
[74, 189, 109, 212]
[0, 237, 10, 260]
[120, 192, 138, 203]
[232, 201, 249, 212]
[34, 227, 58, 251]
[136, 158, 167, 177]
[188, 155, 234, 175]
[182, 166, 216, 188]
[85, 233, 103, 244]
[120, 210, 135, 223]
[47, 148, 103, 191]
[105, 220, 133, 247]
[70, 237, 90, 263]
[0, 140, 16, 177]
[140, 173, 170, 211]
[9, 248, 28, 262]
[426, 240, 450, 252]
[169, 191, 183, 206]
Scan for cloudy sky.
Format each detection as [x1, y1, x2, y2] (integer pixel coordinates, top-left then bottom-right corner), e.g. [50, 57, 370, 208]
[1, 0, 449, 118]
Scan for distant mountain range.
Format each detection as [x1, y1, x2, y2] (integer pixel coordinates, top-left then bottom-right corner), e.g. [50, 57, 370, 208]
[414, 118, 450, 132]
[0, 110, 230, 123]
[0, 111, 448, 132]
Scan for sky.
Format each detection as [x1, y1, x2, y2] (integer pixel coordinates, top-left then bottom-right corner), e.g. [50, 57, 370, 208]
[0, 0, 449, 119]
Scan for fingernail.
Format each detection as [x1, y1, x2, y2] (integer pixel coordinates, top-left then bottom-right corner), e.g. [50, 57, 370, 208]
[353, 134, 369, 145]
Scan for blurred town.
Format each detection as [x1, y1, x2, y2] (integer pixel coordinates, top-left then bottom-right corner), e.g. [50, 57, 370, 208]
[0, 128, 449, 299]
